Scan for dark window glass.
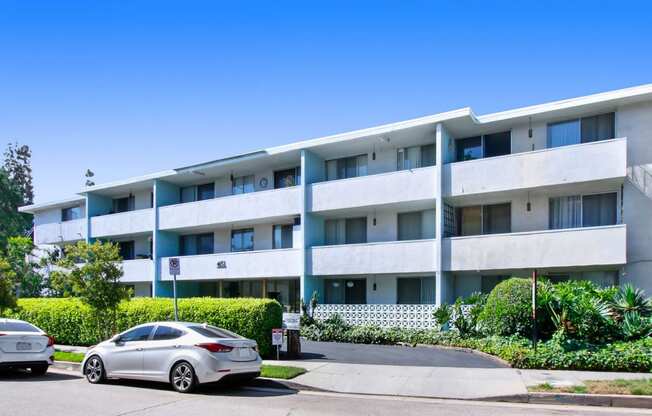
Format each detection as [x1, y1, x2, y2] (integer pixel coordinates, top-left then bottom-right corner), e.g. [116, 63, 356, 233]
[197, 233, 214, 255]
[481, 275, 509, 294]
[61, 206, 82, 222]
[118, 241, 135, 260]
[420, 144, 436, 167]
[180, 186, 196, 203]
[582, 193, 617, 227]
[456, 206, 482, 236]
[397, 278, 421, 304]
[150, 192, 154, 208]
[548, 119, 581, 148]
[188, 325, 242, 339]
[456, 136, 482, 161]
[0, 321, 40, 332]
[197, 183, 215, 201]
[231, 228, 254, 252]
[345, 217, 367, 244]
[274, 168, 300, 189]
[581, 113, 615, 143]
[483, 131, 511, 158]
[398, 212, 422, 241]
[113, 196, 134, 213]
[120, 325, 154, 342]
[324, 279, 366, 304]
[273, 224, 293, 249]
[326, 155, 367, 180]
[152, 326, 184, 341]
[232, 176, 254, 194]
[482, 203, 511, 234]
[180, 233, 213, 255]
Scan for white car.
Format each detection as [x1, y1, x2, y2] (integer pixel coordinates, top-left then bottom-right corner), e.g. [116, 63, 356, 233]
[0, 318, 55, 375]
[81, 321, 262, 393]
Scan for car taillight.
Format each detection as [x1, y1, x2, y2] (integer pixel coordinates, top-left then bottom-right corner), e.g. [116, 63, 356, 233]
[46, 335, 55, 347]
[195, 343, 233, 353]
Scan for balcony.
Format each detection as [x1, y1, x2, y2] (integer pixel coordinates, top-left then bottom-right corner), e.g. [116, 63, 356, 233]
[121, 259, 153, 283]
[308, 166, 437, 212]
[34, 219, 86, 245]
[158, 187, 301, 231]
[442, 224, 626, 271]
[308, 239, 437, 276]
[90, 209, 154, 238]
[159, 248, 301, 281]
[443, 138, 627, 197]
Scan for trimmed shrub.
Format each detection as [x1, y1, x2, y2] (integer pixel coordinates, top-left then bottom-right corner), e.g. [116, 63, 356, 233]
[478, 278, 533, 337]
[11, 297, 282, 357]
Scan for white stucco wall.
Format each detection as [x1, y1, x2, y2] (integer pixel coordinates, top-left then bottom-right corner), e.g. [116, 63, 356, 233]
[90, 208, 154, 237]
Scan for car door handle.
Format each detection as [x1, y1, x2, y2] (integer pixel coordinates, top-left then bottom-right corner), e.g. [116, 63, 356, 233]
[137, 347, 143, 351]
[174, 345, 181, 349]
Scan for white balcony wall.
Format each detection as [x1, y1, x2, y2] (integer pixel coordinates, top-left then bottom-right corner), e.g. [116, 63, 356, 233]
[90, 208, 154, 238]
[443, 224, 626, 271]
[158, 187, 301, 230]
[309, 239, 437, 276]
[121, 259, 153, 283]
[159, 248, 301, 281]
[309, 166, 437, 212]
[443, 138, 627, 197]
[34, 219, 86, 244]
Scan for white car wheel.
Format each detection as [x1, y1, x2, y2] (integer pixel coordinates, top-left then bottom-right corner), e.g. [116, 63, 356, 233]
[171, 362, 196, 393]
[84, 356, 105, 384]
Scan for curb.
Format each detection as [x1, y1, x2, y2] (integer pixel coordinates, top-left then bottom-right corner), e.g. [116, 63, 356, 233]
[410, 343, 512, 368]
[488, 392, 652, 409]
[52, 361, 81, 372]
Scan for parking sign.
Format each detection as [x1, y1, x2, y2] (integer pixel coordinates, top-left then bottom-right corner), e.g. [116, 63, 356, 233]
[169, 258, 180, 275]
[272, 328, 283, 346]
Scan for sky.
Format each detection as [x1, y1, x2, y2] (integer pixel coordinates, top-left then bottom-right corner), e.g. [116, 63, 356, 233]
[1, 1, 651, 203]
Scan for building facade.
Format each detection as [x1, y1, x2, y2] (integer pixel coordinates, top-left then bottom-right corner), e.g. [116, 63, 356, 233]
[20, 85, 652, 327]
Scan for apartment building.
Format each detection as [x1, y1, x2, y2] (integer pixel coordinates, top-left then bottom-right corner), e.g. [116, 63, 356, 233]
[20, 84, 652, 328]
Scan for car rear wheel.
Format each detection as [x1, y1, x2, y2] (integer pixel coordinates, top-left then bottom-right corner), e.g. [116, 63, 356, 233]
[170, 361, 196, 393]
[84, 356, 105, 384]
[30, 365, 48, 376]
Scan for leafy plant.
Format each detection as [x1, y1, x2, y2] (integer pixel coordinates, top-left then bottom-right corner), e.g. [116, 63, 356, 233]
[433, 303, 451, 330]
[0, 257, 17, 315]
[4, 236, 43, 297]
[621, 311, 652, 341]
[478, 278, 534, 337]
[610, 284, 652, 321]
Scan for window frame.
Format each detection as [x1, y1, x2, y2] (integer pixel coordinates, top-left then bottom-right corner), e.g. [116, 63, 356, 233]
[272, 224, 293, 249]
[546, 112, 615, 148]
[548, 191, 619, 230]
[152, 325, 185, 341]
[325, 154, 368, 181]
[119, 325, 155, 343]
[61, 205, 82, 222]
[231, 228, 254, 252]
[455, 131, 511, 162]
[456, 202, 512, 236]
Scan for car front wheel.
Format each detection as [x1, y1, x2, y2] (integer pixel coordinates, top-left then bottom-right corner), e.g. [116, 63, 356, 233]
[84, 356, 105, 384]
[170, 361, 196, 393]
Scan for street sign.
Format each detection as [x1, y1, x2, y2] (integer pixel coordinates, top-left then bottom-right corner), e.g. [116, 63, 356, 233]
[169, 258, 180, 275]
[272, 328, 283, 346]
[282, 313, 301, 330]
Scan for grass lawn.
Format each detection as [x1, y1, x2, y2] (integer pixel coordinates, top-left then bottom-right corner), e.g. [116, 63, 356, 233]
[530, 379, 652, 396]
[54, 350, 85, 363]
[260, 364, 306, 379]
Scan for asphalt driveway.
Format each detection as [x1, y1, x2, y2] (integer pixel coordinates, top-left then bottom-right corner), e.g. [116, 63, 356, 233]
[296, 340, 507, 368]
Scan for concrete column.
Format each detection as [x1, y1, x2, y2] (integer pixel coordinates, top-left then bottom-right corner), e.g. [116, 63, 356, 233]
[153, 179, 180, 297]
[300, 149, 325, 303]
[435, 123, 445, 305]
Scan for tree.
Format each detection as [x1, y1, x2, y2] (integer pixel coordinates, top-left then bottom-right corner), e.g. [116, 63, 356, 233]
[54, 241, 130, 339]
[4, 236, 43, 297]
[0, 258, 17, 315]
[4, 142, 34, 205]
[85, 169, 95, 187]
[0, 169, 31, 249]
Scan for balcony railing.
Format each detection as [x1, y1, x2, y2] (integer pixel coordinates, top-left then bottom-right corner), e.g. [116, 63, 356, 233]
[442, 224, 627, 271]
[158, 187, 301, 230]
[34, 219, 86, 245]
[308, 239, 437, 276]
[443, 138, 627, 197]
[121, 259, 153, 283]
[90, 208, 154, 238]
[313, 304, 438, 329]
[308, 166, 437, 212]
[159, 248, 301, 281]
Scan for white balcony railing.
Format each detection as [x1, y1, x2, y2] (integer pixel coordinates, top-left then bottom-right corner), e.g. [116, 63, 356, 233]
[34, 219, 86, 245]
[308, 239, 437, 276]
[158, 187, 302, 231]
[159, 248, 301, 281]
[90, 209, 154, 238]
[308, 166, 437, 212]
[443, 224, 627, 271]
[443, 138, 627, 197]
[121, 259, 153, 283]
[314, 304, 438, 329]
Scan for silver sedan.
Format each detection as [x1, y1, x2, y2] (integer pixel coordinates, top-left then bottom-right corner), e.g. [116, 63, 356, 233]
[0, 318, 55, 375]
[81, 321, 261, 393]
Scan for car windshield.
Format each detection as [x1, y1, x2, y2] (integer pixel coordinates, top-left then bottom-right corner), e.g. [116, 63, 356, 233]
[188, 325, 242, 339]
[0, 321, 40, 332]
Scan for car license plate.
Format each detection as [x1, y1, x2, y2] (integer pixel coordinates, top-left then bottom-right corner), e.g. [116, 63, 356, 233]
[16, 342, 32, 351]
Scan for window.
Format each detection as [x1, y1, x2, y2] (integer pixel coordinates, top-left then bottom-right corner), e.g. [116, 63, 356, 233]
[232, 175, 255, 195]
[582, 193, 617, 227]
[188, 325, 241, 339]
[397, 277, 435, 304]
[325, 219, 344, 245]
[113, 196, 134, 213]
[197, 183, 215, 201]
[483, 131, 511, 158]
[481, 276, 509, 294]
[547, 112, 615, 148]
[61, 206, 82, 222]
[457, 206, 482, 236]
[0, 321, 39, 332]
[152, 326, 184, 341]
[549, 193, 617, 229]
[398, 212, 423, 241]
[231, 228, 254, 252]
[455, 131, 511, 161]
[549, 196, 582, 229]
[120, 325, 154, 342]
[397, 144, 436, 170]
[482, 203, 511, 234]
[274, 167, 301, 189]
[273, 224, 293, 249]
[180, 186, 196, 203]
[325, 154, 368, 181]
[345, 217, 367, 244]
[118, 241, 135, 260]
[456, 136, 482, 161]
[180, 233, 214, 255]
[324, 279, 366, 304]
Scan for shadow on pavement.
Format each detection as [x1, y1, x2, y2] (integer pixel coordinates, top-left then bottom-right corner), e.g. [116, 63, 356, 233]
[0, 369, 80, 382]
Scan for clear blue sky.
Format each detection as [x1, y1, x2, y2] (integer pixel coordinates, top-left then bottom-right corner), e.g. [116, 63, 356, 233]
[1, 1, 650, 203]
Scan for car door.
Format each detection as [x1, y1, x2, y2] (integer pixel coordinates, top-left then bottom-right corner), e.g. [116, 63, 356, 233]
[106, 325, 154, 378]
[142, 325, 186, 381]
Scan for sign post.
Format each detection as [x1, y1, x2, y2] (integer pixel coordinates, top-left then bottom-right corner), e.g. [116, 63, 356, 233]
[169, 258, 181, 321]
[531, 269, 538, 351]
[272, 328, 283, 360]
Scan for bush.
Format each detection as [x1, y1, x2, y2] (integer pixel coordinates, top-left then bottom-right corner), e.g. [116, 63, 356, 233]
[11, 297, 282, 357]
[478, 278, 534, 337]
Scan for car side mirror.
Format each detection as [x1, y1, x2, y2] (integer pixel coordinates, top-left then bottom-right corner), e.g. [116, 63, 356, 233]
[111, 335, 123, 344]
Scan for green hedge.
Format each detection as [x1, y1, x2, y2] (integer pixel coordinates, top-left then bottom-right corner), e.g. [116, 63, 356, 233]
[12, 297, 282, 357]
[478, 278, 533, 337]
